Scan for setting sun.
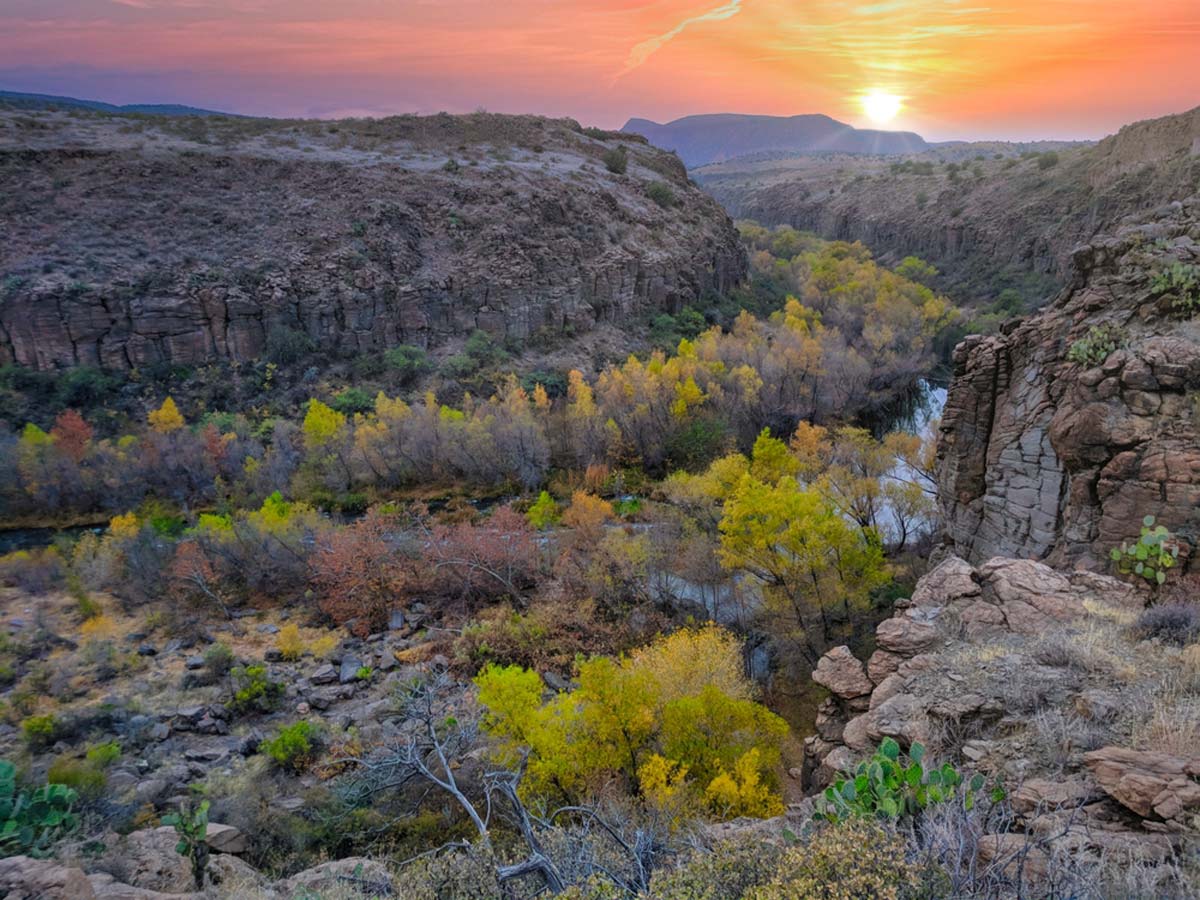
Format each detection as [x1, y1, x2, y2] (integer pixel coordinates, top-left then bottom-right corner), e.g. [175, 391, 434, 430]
[861, 90, 903, 125]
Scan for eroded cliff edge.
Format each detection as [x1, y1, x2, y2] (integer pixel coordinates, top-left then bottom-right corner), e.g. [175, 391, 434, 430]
[936, 195, 1200, 567]
[0, 110, 745, 370]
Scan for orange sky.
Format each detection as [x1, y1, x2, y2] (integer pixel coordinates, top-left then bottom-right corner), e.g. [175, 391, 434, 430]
[1, 1, 1197, 139]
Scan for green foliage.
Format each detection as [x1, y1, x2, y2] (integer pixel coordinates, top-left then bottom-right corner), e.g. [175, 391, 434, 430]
[816, 738, 995, 823]
[526, 490, 560, 530]
[1067, 323, 1126, 366]
[21, 714, 59, 750]
[229, 664, 284, 715]
[649, 836, 783, 900]
[203, 642, 234, 677]
[163, 799, 210, 890]
[47, 756, 106, 800]
[86, 740, 121, 768]
[442, 329, 508, 379]
[383, 344, 431, 383]
[748, 818, 922, 900]
[1110, 515, 1180, 587]
[330, 387, 375, 415]
[602, 145, 629, 175]
[647, 181, 676, 209]
[262, 721, 320, 773]
[1150, 263, 1200, 316]
[1036, 151, 1059, 170]
[265, 325, 315, 364]
[0, 759, 80, 858]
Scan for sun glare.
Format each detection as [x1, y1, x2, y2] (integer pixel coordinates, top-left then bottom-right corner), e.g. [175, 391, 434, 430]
[860, 90, 902, 125]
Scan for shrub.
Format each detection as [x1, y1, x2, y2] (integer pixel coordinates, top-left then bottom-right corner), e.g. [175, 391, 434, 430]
[228, 665, 283, 715]
[86, 740, 121, 768]
[1132, 602, 1200, 646]
[330, 387, 374, 415]
[0, 760, 80, 858]
[21, 714, 59, 750]
[203, 642, 234, 678]
[816, 738, 994, 822]
[46, 756, 106, 800]
[1036, 151, 1059, 170]
[261, 720, 320, 773]
[525, 490, 560, 530]
[602, 145, 628, 174]
[748, 819, 921, 900]
[1110, 515, 1180, 587]
[265, 325, 315, 364]
[276, 623, 305, 661]
[1067, 323, 1126, 366]
[383, 344, 431, 383]
[1150, 263, 1200, 316]
[647, 181, 676, 209]
[649, 836, 782, 900]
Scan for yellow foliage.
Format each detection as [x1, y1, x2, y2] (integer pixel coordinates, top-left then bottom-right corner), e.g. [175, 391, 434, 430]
[310, 634, 338, 660]
[81, 615, 117, 641]
[276, 624, 305, 662]
[630, 623, 752, 705]
[108, 512, 139, 539]
[302, 399, 347, 448]
[704, 748, 783, 818]
[561, 491, 614, 533]
[147, 397, 185, 433]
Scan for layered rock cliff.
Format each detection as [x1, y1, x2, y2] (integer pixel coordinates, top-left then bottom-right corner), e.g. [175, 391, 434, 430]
[0, 109, 745, 371]
[936, 195, 1200, 567]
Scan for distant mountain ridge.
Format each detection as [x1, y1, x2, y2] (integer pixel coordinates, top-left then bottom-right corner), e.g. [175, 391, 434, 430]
[622, 113, 928, 167]
[0, 89, 235, 118]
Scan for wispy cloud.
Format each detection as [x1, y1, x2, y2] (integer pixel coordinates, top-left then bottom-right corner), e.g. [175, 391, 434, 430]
[617, 0, 743, 78]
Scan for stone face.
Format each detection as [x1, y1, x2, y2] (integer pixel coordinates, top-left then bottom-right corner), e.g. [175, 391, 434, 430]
[1084, 746, 1200, 823]
[936, 194, 1200, 568]
[874, 617, 940, 656]
[0, 856, 96, 900]
[811, 646, 874, 699]
[0, 114, 745, 372]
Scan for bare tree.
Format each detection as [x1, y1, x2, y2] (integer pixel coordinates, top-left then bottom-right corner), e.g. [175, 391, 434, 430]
[342, 671, 666, 897]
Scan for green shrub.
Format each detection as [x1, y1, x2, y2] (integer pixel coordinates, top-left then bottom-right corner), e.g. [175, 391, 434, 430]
[526, 491, 560, 530]
[0, 759, 80, 858]
[330, 387, 374, 415]
[229, 665, 283, 715]
[747, 819, 921, 900]
[602, 145, 628, 175]
[647, 181, 676, 209]
[383, 344, 431, 383]
[1110, 515, 1180, 588]
[1067, 322, 1126, 366]
[262, 721, 320, 773]
[1150, 263, 1200, 316]
[649, 836, 782, 900]
[265, 325, 315, 364]
[1037, 151, 1059, 170]
[204, 642, 234, 678]
[21, 714, 59, 750]
[816, 738, 993, 822]
[86, 740, 121, 768]
[46, 756, 106, 801]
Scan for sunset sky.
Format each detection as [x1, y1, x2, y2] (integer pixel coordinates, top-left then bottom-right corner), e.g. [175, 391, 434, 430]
[1, 1, 1197, 140]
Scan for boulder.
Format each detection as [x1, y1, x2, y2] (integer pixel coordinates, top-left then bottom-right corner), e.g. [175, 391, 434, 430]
[875, 617, 940, 656]
[279, 857, 394, 896]
[1084, 746, 1200, 822]
[811, 646, 873, 699]
[0, 856, 96, 900]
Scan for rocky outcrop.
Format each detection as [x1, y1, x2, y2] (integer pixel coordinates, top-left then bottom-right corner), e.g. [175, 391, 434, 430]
[0, 110, 745, 370]
[804, 555, 1191, 873]
[936, 194, 1200, 567]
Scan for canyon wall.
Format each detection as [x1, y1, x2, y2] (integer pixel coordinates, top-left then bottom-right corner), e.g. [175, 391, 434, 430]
[0, 111, 745, 370]
[936, 195, 1200, 567]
